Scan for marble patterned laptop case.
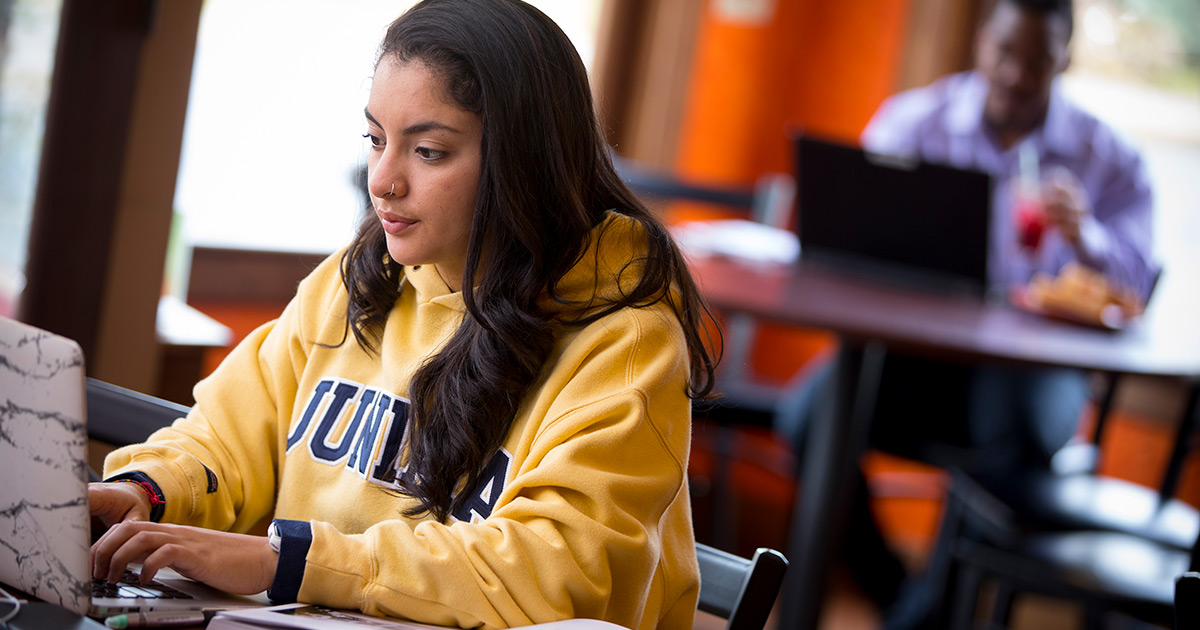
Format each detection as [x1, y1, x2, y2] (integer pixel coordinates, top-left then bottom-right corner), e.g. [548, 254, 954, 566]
[0, 316, 91, 615]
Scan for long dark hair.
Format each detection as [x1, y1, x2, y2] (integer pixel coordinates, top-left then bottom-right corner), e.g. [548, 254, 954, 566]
[340, 0, 717, 521]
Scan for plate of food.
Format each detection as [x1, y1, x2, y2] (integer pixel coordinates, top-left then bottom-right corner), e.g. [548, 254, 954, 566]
[1012, 263, 1143, 330]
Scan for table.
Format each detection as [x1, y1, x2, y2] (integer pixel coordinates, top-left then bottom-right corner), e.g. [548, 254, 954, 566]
[0, 582, 624, 630]
[688, 254, 1200, 630]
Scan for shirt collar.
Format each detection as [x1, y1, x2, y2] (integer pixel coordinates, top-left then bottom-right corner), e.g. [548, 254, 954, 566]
[944, 71, 1078, 160]
[1038, 81, 1080, 159]
[944, 71, 988, 137]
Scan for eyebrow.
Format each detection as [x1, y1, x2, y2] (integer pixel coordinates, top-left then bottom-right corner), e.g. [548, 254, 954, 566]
[364, 108, 462, 135]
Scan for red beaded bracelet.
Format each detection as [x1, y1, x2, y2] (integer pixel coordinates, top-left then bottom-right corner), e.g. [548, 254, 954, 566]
[117, 480, 165, 508]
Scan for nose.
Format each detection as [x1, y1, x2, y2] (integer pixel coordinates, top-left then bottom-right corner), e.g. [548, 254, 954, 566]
[367, 153, 406, 200]
[995, 57, 1024, 89]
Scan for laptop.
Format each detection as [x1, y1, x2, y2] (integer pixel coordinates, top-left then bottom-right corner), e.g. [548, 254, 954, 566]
[0, 315, 261, 617]
[792, 134, 994, 298]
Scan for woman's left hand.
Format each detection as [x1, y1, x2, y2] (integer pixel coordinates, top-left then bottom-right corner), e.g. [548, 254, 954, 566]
[91, 521, 277, 595]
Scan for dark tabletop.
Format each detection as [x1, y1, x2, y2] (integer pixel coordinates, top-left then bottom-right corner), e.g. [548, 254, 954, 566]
[690, 255, 1200, 379]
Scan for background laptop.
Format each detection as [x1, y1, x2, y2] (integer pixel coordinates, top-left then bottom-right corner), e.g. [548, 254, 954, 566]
[792, 134, 993, 298]
[0, 316, 259, 617]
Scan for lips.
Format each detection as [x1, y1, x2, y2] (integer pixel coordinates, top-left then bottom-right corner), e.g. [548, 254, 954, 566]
[377, 210, 417, 236]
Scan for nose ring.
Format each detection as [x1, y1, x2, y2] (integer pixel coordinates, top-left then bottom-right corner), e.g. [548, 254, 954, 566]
[389, 182, 395, 196]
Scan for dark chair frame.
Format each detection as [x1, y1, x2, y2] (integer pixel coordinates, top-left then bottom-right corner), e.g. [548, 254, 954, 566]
[87, 378, 190, 445]
[1176, 571, 1200, 629]
[697, 543, 788, 630]
[895, 373, 1200, 628]
[86, 378, 190, 480]
[918, 465, 1200, 630]
[87, 377, 190, 445]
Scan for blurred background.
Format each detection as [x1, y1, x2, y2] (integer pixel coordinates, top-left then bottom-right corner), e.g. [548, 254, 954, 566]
[1, 0, 1197, 627]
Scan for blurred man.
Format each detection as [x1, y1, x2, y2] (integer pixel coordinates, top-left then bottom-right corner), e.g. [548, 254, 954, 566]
[860, 0, 1156, 491]
[787, 0, 1157, 626]
[863, 0, 1155, 301]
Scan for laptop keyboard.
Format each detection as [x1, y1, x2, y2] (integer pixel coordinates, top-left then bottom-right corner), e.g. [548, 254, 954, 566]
[92, 570, 195, 599]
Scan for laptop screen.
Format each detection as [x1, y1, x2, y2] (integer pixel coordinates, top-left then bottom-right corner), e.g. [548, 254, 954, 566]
[793, 134, 992, 297]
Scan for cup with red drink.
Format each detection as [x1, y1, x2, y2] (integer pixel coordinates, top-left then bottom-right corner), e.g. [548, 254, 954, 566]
[1015, 194, 1048, 251]
[1014, 141, 1048, 252]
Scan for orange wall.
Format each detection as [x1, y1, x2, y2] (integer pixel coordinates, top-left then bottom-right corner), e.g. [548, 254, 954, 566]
[675, 0, 912, 383]
[678, 0, 911, 183]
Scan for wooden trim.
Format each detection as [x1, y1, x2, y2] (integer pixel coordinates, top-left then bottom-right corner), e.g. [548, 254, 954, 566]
[21, 0, 155, 362]
[592, 0, 649, 150]
[593, 0, 702, 169]
[94, 0, 203, 390]
[894, 0, 984, 92]
[187, 247, 328, 305]
[623, 0, 704, 168]
[23, 0, 208, 395]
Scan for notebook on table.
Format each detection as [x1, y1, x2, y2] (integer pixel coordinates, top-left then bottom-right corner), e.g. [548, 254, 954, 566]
[792, 134, 994, 299]
[0, 315, 261, 617]
[212, 603, 630, 629]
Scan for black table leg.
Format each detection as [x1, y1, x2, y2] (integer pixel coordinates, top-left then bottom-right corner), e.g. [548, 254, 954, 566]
[780, 340, 886, 629]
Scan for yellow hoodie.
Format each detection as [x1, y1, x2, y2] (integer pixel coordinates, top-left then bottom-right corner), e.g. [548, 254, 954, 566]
[104, 212, 700, 629]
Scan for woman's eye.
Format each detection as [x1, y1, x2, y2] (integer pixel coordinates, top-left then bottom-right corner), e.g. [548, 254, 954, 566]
[362, 133, 384, 149]
[415, 146, 446, 161]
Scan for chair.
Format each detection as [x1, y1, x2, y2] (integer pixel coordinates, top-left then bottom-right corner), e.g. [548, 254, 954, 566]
[87, 377, 190, 444]
[86, 377, 189, 480]
[1176, 571, 1200, 629]
[939, 469, 1200, 630]
[990, 377, 1200, 551]
[890, 380, 1200, 628]
[696, 543, 788, 630]
[997, 268, 1190, 551]
[613, 155, 795, 231]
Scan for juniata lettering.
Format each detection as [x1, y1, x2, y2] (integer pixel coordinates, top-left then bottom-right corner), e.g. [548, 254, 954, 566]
[307, 381, 365, 463]
[289, 378, 413, 487]
[346, 393, 409, 483]
[289, 378, 510, 511]
[451, 449, 512, 524]
[345, 390, 383, 475]
[286, 379, 333, 452]
[367, 396, 410, 486]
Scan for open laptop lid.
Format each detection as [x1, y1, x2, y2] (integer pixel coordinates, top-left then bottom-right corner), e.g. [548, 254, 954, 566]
[0, 317, 263, 617]
[0, 316, 91, 615]
[793, 134, 994, 298]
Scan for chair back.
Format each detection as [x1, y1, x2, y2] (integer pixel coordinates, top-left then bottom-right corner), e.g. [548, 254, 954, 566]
[86, 378, 190, 446]
[696, 543, 788, 630]
[1177, 572, 1200, 629]
[613, 155, 795, 229]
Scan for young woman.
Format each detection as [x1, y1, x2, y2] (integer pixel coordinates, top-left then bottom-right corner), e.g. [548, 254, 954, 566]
[88, 1, 717, 628]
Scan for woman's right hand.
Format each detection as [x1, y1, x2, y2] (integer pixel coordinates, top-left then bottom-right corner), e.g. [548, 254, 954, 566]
[89, 482, 153, 528]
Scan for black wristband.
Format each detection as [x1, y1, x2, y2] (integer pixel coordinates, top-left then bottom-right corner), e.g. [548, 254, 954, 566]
[103, 472, 166, 523]
[266, 519, 312, 603]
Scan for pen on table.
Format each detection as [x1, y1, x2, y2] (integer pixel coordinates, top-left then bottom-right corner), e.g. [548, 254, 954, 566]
[104, 609, 217, 628]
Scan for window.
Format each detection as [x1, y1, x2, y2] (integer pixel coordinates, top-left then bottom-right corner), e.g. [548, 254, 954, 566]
[173, 0, 602, 260]
[0, 0, 61, 316]
[1062, 0, 1200, 310]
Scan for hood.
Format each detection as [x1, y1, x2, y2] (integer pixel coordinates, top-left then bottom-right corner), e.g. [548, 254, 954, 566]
[401, 211, 658, 319]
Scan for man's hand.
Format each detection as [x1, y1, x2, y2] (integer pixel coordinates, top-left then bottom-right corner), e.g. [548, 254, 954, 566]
[1040, 166, 1092, 245]
[91, 521, 278, 595]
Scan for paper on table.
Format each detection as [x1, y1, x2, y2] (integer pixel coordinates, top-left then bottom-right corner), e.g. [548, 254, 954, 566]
[669, 219, 799, 265]
[210, 604, 629, 630]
